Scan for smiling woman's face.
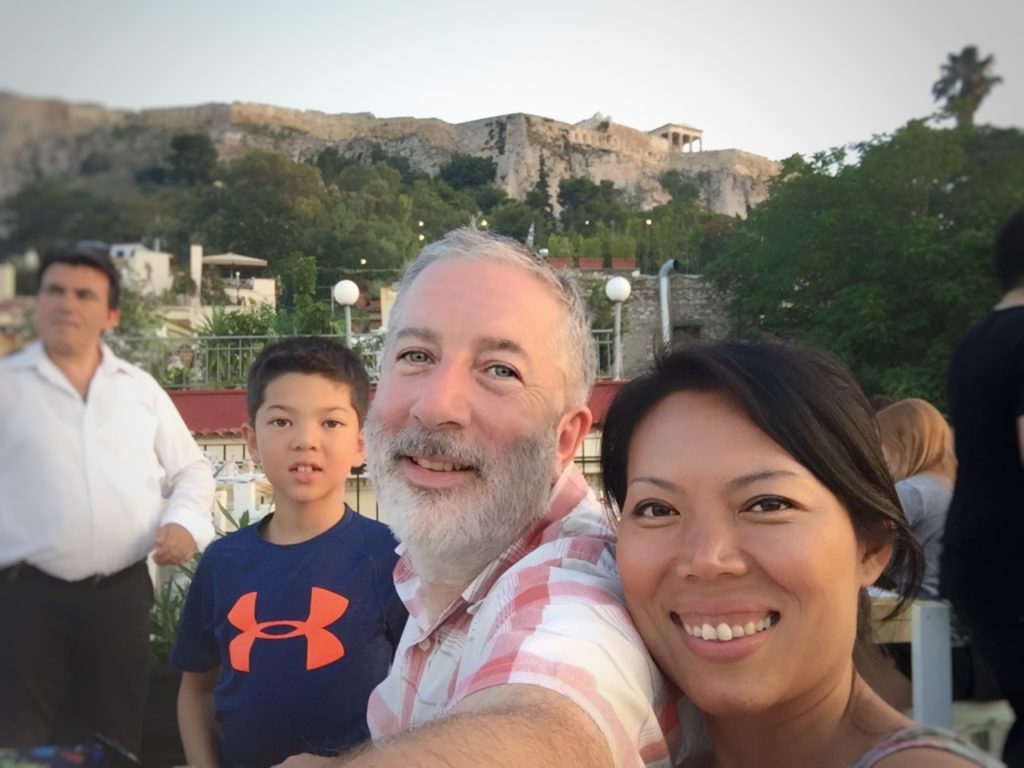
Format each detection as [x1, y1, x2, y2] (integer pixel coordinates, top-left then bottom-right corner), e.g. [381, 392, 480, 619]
[616, 389, 889, 717]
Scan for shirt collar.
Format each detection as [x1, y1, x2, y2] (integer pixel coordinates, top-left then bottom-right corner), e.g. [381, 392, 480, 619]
[395, 462, 594, 636]
[11, 339, 133, 394]
[97, 341, 134, 375]
[11, 339, 130, 373]
[460, 463, 591, 605]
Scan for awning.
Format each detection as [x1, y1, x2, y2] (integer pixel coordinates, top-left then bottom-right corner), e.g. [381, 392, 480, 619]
[202, 252, 268, 267]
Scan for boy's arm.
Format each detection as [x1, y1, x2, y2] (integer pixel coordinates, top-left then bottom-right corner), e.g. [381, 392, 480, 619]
[178, 668, 221, 768]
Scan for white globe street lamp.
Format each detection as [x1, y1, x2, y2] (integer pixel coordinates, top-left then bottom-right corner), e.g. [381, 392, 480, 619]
[333, 279, 360, 347]
[604, 276, 632, 380]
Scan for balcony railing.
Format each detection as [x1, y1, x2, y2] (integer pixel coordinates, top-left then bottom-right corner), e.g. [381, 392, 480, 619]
[112, 329, 615, 389]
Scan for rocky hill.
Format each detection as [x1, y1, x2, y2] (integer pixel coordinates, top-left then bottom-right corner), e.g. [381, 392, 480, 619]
[0, 92, 779, 216]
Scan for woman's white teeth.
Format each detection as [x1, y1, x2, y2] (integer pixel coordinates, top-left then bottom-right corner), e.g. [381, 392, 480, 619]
[685, 615, 775, 641]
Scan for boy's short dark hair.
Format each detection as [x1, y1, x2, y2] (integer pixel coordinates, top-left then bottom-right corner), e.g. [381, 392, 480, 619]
[38, 248, 121, 309]
[246, 336, 370, 425]
[995, 206, 1024, 293]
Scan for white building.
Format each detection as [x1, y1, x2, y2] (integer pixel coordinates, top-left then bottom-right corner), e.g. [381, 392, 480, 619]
[110, 242, 175, 296]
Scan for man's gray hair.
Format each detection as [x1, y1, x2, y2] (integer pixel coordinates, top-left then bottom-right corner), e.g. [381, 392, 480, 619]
[387, 228, 597, 409]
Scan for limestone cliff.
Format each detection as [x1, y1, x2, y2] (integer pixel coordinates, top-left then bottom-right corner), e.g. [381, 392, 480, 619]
[0, 92, 778, 216]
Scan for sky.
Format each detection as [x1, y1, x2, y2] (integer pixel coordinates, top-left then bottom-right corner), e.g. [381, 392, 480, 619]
[1, 0, 1021, 160]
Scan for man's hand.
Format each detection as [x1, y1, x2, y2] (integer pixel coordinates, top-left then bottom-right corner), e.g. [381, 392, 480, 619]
[153, 523, 198, 565]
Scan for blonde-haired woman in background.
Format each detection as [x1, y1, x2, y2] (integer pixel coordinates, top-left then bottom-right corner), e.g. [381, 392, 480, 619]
[877, 398, 956, 600]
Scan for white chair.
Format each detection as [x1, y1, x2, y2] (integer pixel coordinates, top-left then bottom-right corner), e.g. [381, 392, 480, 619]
[952, 699, 1014, 758]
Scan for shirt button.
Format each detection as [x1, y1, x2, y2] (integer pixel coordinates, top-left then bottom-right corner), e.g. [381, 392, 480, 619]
[418, 639, 431, 651]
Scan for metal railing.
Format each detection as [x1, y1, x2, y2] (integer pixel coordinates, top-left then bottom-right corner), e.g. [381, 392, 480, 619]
[112, 330, 615, 389]
[109, 334, 385, 390]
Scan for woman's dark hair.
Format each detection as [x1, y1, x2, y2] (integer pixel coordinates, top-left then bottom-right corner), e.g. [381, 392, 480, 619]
[600, 340, 924, 633]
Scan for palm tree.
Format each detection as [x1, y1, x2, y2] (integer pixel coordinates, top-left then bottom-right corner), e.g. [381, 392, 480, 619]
[932, 46, 1003, 130]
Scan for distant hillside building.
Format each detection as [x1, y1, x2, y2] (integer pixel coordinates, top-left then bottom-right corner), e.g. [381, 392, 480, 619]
[649, 123, 704, 153]
[110, 242, 174, 295]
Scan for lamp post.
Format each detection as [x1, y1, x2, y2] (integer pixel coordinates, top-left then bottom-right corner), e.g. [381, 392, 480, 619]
[333, 279, 360, 348]
[604, 276, 631, 380]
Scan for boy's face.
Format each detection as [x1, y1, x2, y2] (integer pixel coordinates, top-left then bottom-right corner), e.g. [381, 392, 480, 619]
[244, 373, 365, 515]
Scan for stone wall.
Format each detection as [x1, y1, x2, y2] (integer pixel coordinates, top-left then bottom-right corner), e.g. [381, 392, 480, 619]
[576, 271, 733, 379]
[0, 92, 780, 216]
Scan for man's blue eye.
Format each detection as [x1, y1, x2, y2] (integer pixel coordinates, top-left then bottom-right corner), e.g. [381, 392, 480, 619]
[491, 364, 516, 379]
[401, 350, 430, 364]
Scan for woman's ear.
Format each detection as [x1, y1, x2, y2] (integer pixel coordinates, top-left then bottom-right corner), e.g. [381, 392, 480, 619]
[858, 537, 894, 587]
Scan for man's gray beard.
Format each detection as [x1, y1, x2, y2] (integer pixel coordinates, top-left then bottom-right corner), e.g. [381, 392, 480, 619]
[365, 415, 558, 582]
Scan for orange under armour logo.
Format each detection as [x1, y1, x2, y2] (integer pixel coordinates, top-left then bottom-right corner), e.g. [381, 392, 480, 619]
[227, 587, 350, 672]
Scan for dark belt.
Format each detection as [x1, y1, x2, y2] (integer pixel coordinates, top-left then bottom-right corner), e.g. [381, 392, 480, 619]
[0, 560, 147, 588]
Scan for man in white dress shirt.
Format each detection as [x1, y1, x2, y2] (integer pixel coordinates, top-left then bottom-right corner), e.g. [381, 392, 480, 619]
[0, 248, 215, 752]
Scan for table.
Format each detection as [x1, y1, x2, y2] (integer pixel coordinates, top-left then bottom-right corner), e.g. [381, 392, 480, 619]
[871, 597, 953, 728]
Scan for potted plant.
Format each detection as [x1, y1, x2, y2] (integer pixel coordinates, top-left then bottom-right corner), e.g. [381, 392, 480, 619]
[143, 509, 249, 767]
[143, 562, 193, 768]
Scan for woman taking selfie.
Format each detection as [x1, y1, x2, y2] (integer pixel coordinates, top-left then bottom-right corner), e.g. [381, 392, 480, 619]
[601, 341, 1000, 767]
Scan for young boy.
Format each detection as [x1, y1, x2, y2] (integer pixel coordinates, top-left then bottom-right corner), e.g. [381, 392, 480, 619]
[171, 337, 406, 768]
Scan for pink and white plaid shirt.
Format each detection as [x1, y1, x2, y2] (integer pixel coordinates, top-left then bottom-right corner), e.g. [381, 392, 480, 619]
[368, 465, 684, 767]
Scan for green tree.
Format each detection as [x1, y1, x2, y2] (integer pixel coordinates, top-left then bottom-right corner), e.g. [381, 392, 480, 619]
[709, 121, 1024, 405]
[198, 305, 278, 336]
[111, 277, 162, 337]
[487, 201, 536, 241]
[313, 146, 359, 186]
[270, 295, 335, 335]
[439, 154, 497, 190]
[185, 151, 331, 264]
[168, 133, 218, 185]
[558, 178, 631, 232]
[524, 155, 556, 229]
[932, 46, 1003, 130]
[658, 170, 701, 203]
[277, 251, 318, 305]
[2, 182, 141, 252]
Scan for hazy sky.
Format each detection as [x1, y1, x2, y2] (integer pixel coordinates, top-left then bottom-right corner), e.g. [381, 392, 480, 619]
[1, 0, 1021, 160]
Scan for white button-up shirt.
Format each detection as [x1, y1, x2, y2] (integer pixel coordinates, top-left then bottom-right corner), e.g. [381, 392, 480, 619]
[0, 341, 216, 580]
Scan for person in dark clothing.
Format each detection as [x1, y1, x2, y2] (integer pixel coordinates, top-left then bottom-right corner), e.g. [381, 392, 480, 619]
[943, 206, 1024, 767]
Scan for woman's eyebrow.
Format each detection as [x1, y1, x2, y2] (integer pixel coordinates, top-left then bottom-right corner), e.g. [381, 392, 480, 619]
[627, 469, 800, 493]
[628, 476, 683, 493]
[726, 469, 800, 491]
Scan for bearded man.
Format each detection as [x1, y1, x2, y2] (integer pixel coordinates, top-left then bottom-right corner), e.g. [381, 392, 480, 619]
[308, 228, 685, 768]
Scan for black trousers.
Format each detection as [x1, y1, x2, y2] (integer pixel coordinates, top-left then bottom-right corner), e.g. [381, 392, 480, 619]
[0, 561, 154, 753]
[943, 549, 1024, 767]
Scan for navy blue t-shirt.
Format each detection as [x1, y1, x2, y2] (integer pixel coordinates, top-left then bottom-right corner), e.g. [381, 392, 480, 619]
[171, 507, 406, 768]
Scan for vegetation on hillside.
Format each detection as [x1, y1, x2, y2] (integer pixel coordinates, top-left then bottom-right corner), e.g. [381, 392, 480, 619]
[2, 46, 1021, 403]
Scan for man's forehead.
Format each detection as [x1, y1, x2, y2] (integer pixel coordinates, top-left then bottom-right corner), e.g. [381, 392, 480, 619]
[42, 263, 110, 289]
[402, 259, 559, 314]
